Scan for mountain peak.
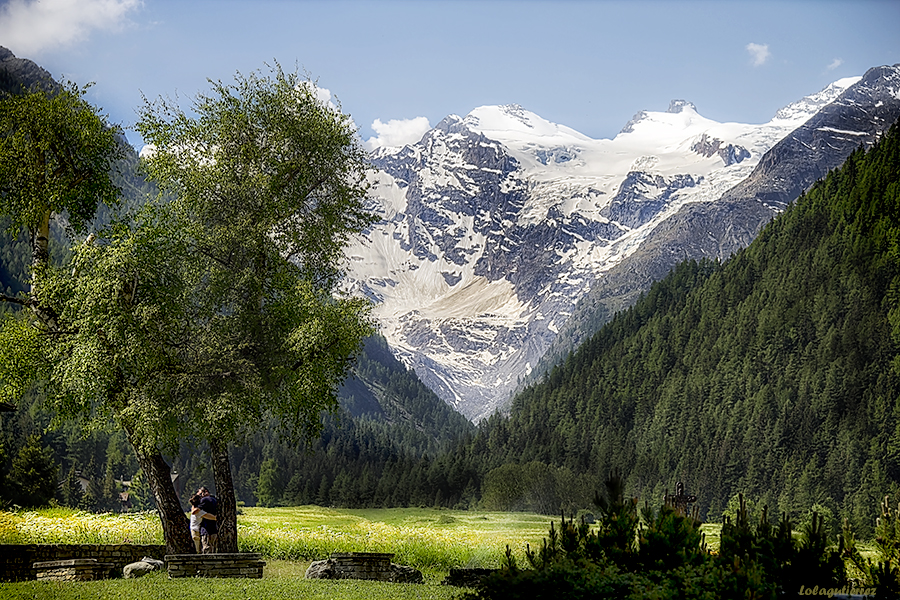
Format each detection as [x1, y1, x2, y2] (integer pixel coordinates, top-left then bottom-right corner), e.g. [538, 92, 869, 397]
[463, 105, 592, 146]
[667, 99, 697, 114]
[772, 75, 860, 123]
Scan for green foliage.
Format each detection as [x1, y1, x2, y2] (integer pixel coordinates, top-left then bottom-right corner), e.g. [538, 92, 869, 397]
[58, 463, 85, 509]
[128, 469, 154, 511]
[480, 461, 595, 515]
[6, 435, 57, 507]
[469, 472, 751, 600]
[255, 458, 283, 507]
[0, 81, 122, 241]
[135, 62, 375, 291]
[468, 473, 861, 599]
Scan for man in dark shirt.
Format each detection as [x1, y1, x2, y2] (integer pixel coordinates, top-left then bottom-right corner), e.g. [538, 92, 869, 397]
[197, 486, 218, 553]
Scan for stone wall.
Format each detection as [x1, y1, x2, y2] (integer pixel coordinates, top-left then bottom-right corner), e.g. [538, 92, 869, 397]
[34, 558, 115, 582]
[330, 552, 394, 581]
[0, 544, 166, 581]
[165, 553, 265, 578]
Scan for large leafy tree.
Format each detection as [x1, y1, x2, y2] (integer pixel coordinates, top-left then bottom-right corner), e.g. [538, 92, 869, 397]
[132, 65, 377, 550]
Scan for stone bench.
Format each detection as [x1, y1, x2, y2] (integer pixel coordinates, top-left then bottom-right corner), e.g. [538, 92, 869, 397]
[33, 558, 114, 581]
[305, 552, 423, 583]
[164, 553, 265, 578]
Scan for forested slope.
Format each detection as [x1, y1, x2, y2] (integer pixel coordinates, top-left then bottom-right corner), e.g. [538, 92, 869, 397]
[468, 123, 900, 534]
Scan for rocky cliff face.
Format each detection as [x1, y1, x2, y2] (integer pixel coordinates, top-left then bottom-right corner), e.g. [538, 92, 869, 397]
[0, 46, 56, 93]
[346, 67, 899, 421]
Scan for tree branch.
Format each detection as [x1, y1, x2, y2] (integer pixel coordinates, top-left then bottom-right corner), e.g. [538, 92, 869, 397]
[0, 293, 29, 306]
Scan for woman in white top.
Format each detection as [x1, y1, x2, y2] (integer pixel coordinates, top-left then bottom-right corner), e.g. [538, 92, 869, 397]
[189, 493, 209, 553]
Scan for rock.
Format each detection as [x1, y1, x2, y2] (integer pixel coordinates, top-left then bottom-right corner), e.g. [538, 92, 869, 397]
[123, 561, 156, 579]
[390, 563, 423, 584]
[305, 559, 338, 579]
[140, 556, 165, 569]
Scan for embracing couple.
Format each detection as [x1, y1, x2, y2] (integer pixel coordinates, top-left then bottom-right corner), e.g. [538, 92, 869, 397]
[189, 486, 218, 553]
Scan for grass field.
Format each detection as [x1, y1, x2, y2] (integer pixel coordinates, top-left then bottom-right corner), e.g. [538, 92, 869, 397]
[237, 505, 555, 569]
[0, 506, 877, 599]
[1, 562, 463, 600]
[0, 505, 556, 599]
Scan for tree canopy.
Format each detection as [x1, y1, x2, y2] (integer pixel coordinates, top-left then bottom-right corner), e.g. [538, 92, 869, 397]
[0, 82, 121, 284]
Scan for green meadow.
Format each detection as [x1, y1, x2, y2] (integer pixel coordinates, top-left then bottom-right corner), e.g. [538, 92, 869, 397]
[0, 505, 561, 599]
[12, 505, 874, 600]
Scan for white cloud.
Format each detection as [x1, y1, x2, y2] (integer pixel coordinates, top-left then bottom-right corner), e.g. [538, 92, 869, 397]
[297, 81, 336, 109]
[827, 58, 844, 71]
[364, 117, 431, 151]
[745, 42, 771, 67]
[138, 143, 155, 159]
[0, 0, 141, 57]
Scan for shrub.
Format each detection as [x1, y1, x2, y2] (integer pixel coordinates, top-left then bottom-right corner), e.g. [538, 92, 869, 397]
[467, 473, 855, 600]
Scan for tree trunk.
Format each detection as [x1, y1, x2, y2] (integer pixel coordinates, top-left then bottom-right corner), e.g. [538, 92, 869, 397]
[210, 440, 238, 552]
[125, 427, 193, 555]
[30, 211, 50, 277]
[29, 211, 59, 329]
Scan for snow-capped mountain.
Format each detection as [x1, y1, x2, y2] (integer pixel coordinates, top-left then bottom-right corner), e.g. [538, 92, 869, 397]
[345, 68, 897, 422]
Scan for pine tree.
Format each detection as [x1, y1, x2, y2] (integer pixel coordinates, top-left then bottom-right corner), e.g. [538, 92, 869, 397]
[59, 463, 85, 509]
[8, 435, 57, 507]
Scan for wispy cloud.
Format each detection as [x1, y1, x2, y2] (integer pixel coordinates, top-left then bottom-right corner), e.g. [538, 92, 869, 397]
[827, 58, 844, 71]
[364, 117, 431, 151]
[746, 42, 771, 67]
[0, 0, 141, 57]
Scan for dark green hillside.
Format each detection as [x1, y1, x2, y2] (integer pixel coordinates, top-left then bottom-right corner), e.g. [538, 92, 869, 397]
[473, 124, 900, 534]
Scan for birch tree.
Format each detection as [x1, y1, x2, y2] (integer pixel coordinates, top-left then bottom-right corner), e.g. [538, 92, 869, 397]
[0, 82, 121, 313]
[133, 64, 377, 550]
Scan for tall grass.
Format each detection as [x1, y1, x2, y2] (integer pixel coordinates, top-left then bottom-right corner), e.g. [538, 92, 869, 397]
[0, 508, 162, 544]
[0, 506, 549, 570]
[237, 520, 498, 569]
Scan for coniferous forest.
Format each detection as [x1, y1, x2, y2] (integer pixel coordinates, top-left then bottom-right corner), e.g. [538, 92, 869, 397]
[3, 112, 900, 544]
[464, 122, 900, 536]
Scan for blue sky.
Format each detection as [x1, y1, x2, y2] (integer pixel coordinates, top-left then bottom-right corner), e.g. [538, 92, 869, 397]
[1, 0, 898, 150]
